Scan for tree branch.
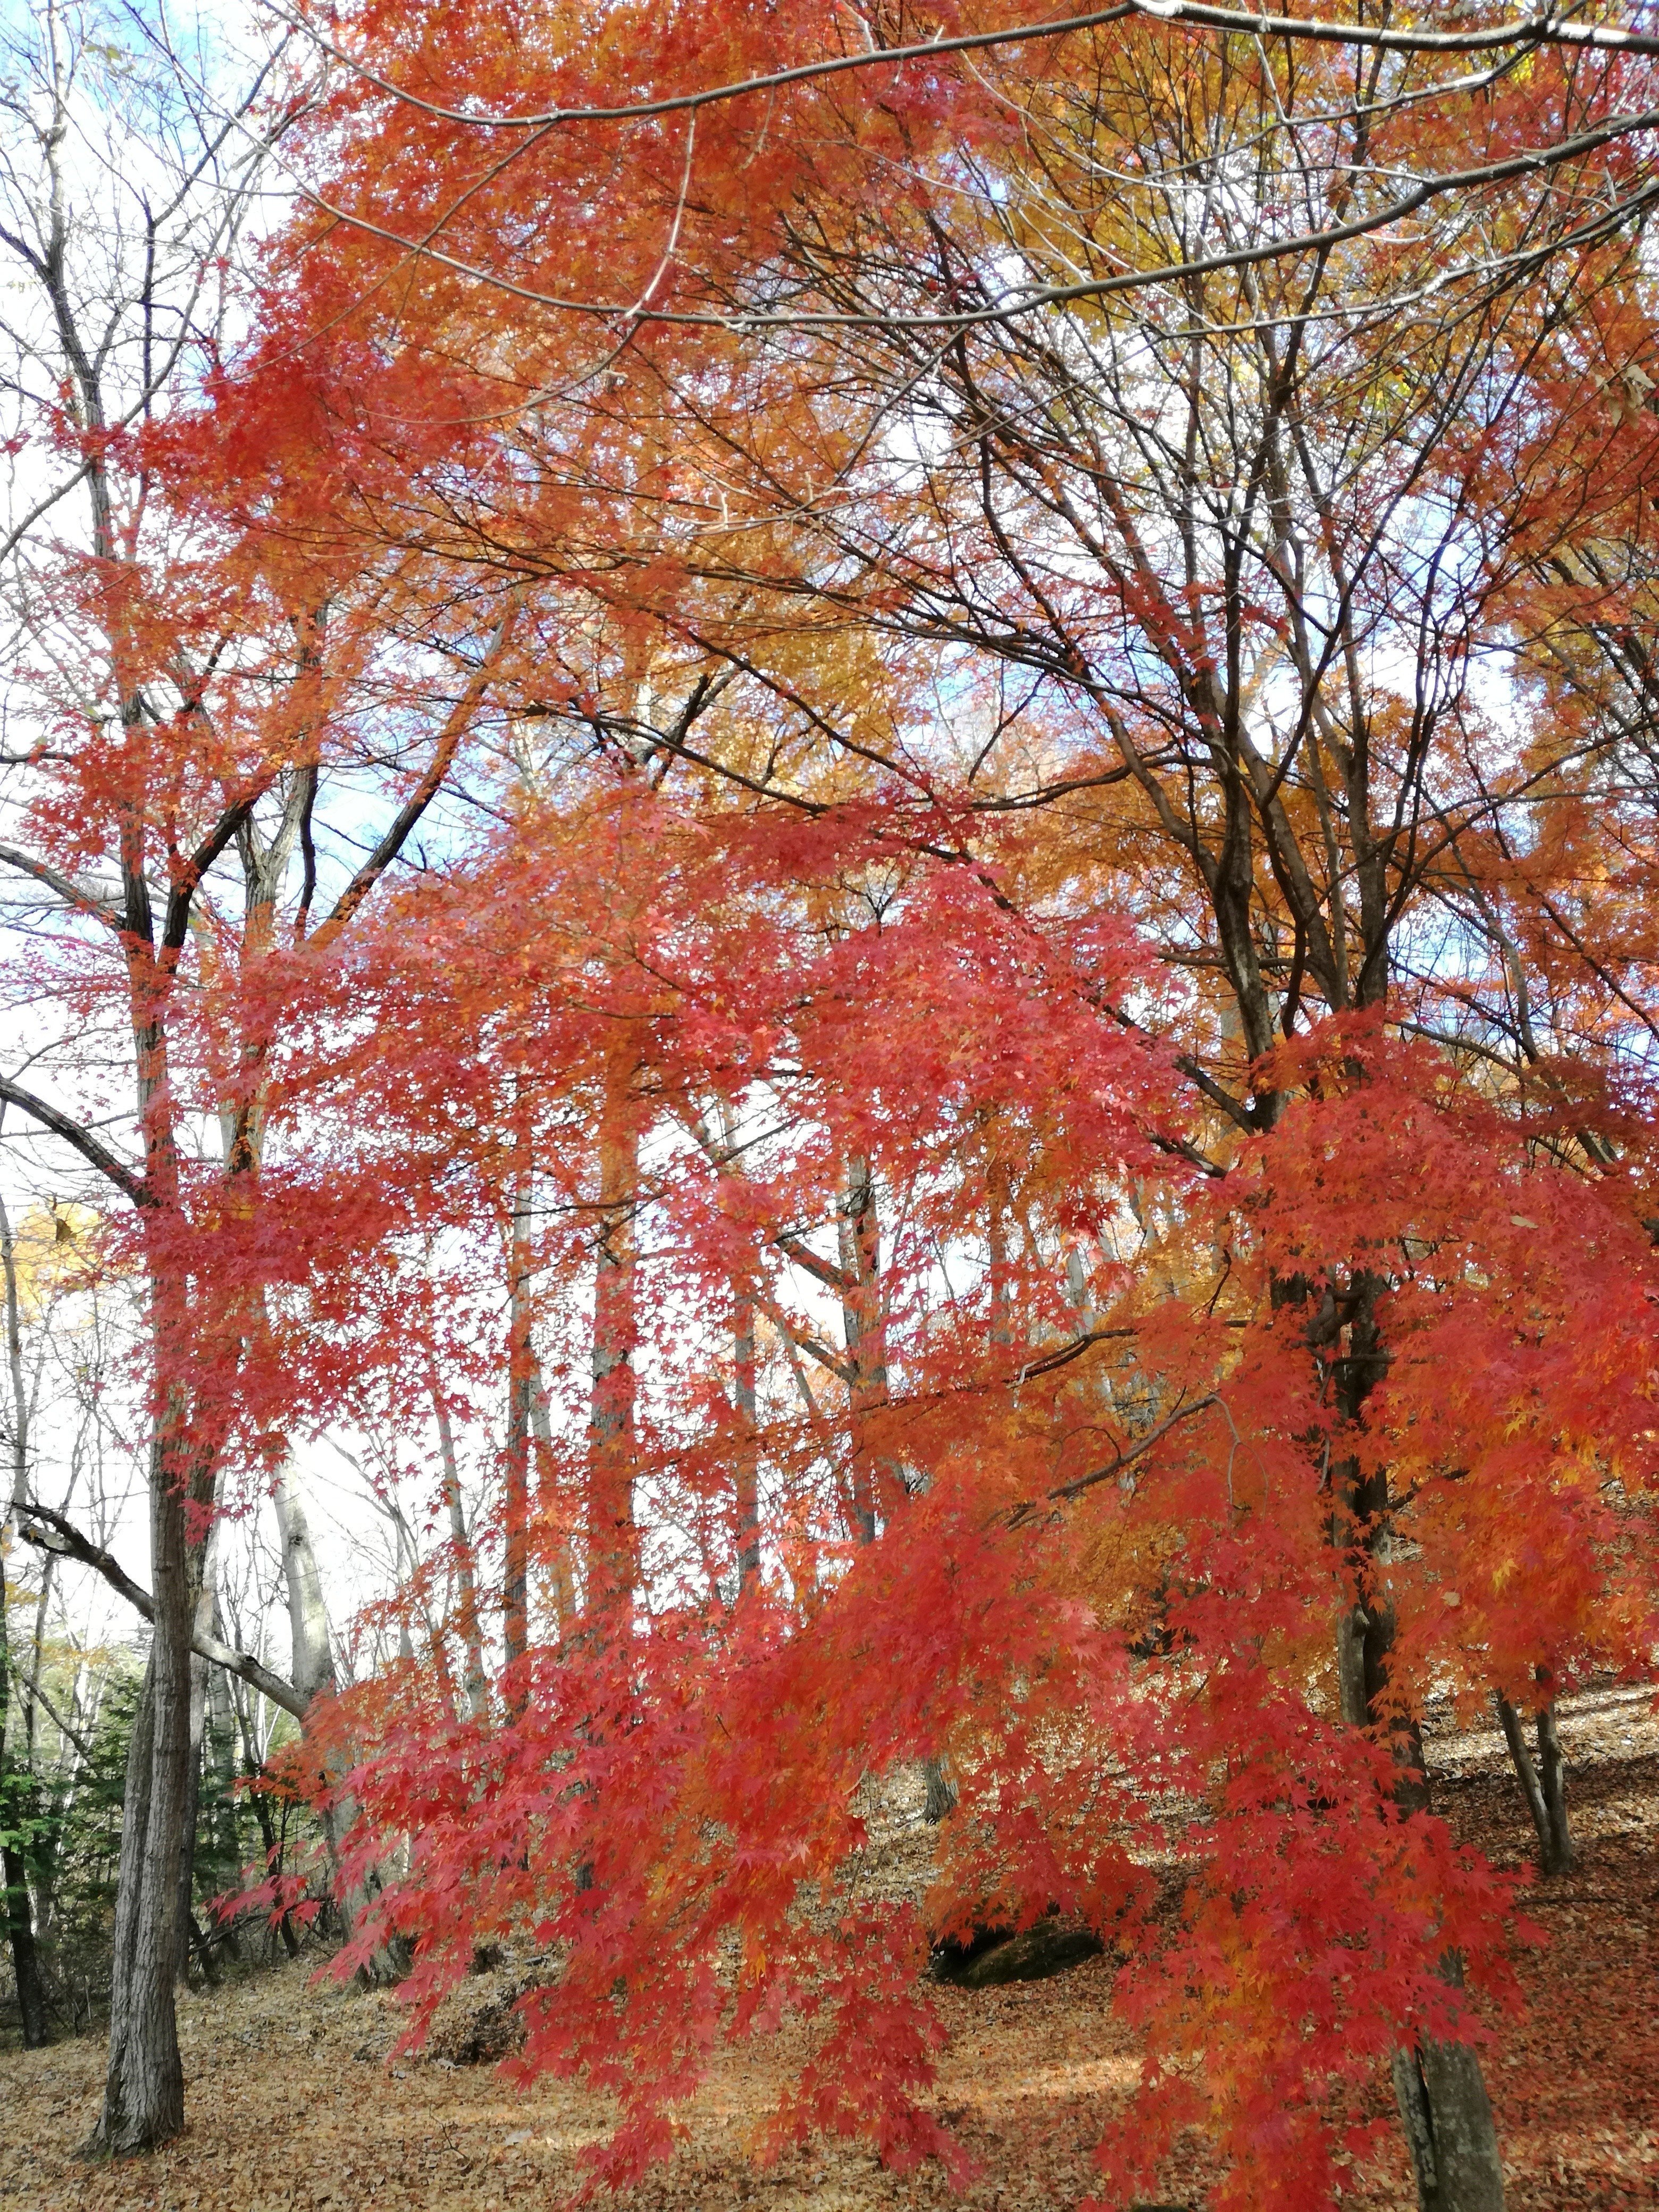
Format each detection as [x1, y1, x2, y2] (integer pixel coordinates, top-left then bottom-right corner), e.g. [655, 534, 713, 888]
[267, 2, 1659, 140]
[18, 1502, 307, 1722]
[0, 842, 119, 925]
[0, 1076, 149, 1206]
[161, 792, 265, 955]
[1009, 1394, 1220, 1528]
[312, 609, 516, 950]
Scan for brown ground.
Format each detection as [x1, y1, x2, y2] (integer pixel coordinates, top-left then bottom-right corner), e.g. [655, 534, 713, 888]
[2, 1684, 1654, 2212]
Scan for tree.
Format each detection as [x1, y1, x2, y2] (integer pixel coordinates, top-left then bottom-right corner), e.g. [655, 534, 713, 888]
[0, 0, 520, 2144]
[5, 4, 1658, 2204]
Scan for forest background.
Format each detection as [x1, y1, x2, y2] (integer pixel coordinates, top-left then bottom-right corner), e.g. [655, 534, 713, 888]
[1, 5, 1657, 2211]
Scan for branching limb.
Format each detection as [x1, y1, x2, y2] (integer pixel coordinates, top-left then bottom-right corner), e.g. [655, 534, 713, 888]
[18, 1502, 307, 1722]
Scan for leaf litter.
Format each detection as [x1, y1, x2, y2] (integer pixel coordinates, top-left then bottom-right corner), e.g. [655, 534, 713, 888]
[1, 1683, 1654, 2212]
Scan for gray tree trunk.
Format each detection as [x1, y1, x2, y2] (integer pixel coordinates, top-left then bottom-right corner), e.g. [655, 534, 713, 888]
[1496, 1687, 1573, 1875]
[0, 1563, 48, 2046]
[1535, 1697, 1573, 1875]
[1321, 1280, 1506, 2212]
[86, 1460, 195, 2156]
[174, 1523, 221, 1985]
[273, 1454, 404, 1983]
[0, 1173, 49, 2046]
[434, 1387, 489, 1717]
[1393, 1989, 1507, 2212]
[274, 1454, 336, 1711]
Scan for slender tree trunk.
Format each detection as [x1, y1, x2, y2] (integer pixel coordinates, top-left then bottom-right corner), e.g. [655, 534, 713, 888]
[203, 1618, 241, 1965]
[1495, 1692, 1551, 1862]
[1323, 1279, 1505, 2212]
[731, 1289, 760, 1599]
[1, 1176, 49, 2047]
[837, 1155, 885, 1547]
[529, 1356, 576, 1630]
[502, 1152, 533, 1694]
[837, 1156, 955, 1820]
[234, 1699, 299, 1960]
[710, 1101, 760, 1602]
[0, 1564, 49, 2049]
[274, 1455, 335, 1712]
[1535, 1692, 1574, 1876]
[174, 1647, 206, 1990]
[272, 1453, 399, 1980]
[1497, 1682, 1573, 1876]
[87, 1430, 195, 2156]
[588, 1035, 640, 1623]
[174, 1521, 222, 1988]
[433, 1385, 489, 1719]
[986, 1156, 1013, 1351]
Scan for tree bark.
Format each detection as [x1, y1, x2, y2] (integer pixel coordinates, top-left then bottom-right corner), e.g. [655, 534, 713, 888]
[86, 1439, 195, 2156]
[588, 1033, 640, 1622]
[1495, 1692, 1552, 1864]
[0, 1539, 49, 2048]
[502, 1150, 533, 1692]
[272, 1453, 400, 1981]
[1393, 1991, 1507, 2212]
[837, 1154, 885, 1547]
[1, 1176, 49, 2048]
[273, 1454, 336, 1713]
[1535, 1686, 1574, 1875]
[434, 1384, 489, 1718]
[529, 1356, 576, 1631]
[1321, 1280, 1505, 2210]
[731, 1288, 760, 1599]
[174, 1523, 221, 1987]
[1498, 1682, 1573, 1876]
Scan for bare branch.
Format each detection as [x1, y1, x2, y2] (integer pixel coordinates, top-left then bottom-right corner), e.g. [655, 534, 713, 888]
[1009, 1394, 1221, 1528]
[0, 840, 119, 924]
[311, 607, 516, 948]
[264, 2, 1659, 138]
[0, 1075, 148, 1205]
[18, 1502, 308, 1722]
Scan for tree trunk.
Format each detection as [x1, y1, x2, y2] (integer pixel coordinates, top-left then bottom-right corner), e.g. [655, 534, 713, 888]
[433, 1384, 489, 1719]
[837, 1154, 885, 1547]
[1534, 1685, 1574, 1875]
[731, 1288, 760, 1599]
[0, 1175, 49, 2046]
[202, 1621, 242, 1965]
[87, 1454, 194, 2156]
[1393, 1963, 1507, 2212]
[588, 1034, 640, 1622]
[529, 1356, 576, 1630]
[1322, 1282, 1506, 2210]
[1495, 1692, 1552, 1867]
[502, 1152, 533, 1693]
[273, 1453, 336, 1712]
[1498, 1682, 1573, 1876]
[1, 1834, 48, 2046]
[273, 1453, 401, 1982]
[234, 1699, 299, 1960]
[921, 1755, 957, 1824]
[836, 1157, 954, 1819]
[0, 1564, 49, 2048]
[174, 1648, 207, 1989]
[174, 1525, 220, 1987]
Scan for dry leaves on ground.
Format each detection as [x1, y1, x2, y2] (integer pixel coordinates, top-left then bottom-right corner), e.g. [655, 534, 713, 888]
[1, 1684, 1654, 2212]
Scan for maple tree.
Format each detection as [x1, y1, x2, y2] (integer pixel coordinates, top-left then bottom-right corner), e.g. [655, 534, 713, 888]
[2, 6, 1658, 2210]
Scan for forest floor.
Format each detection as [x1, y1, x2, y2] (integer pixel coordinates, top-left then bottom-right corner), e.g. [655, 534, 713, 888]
[1, 1682, 1655, 2212]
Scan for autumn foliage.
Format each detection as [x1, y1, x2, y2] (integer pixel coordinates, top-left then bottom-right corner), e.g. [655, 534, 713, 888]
[3, 2, 1659, 2206]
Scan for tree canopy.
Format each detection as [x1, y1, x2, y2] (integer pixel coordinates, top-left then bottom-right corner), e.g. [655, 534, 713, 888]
[1, 6, 1656, 2209]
